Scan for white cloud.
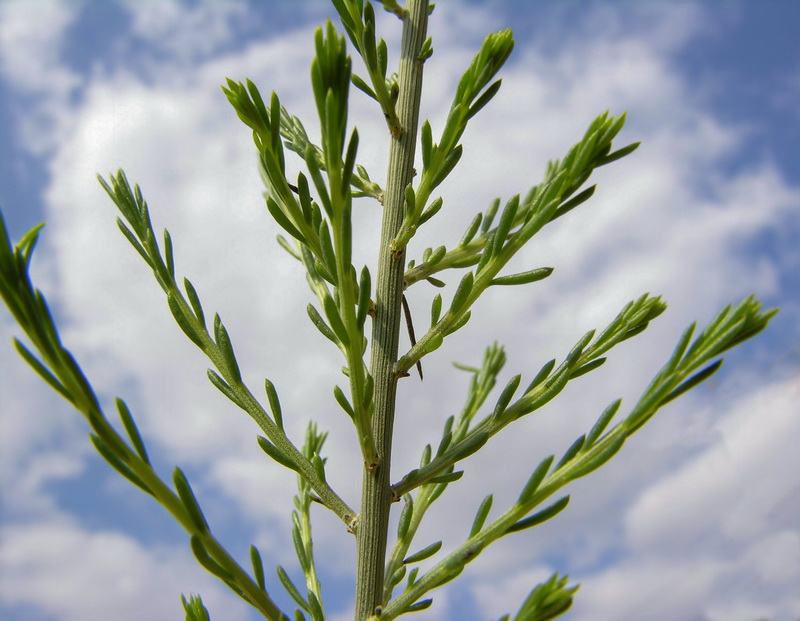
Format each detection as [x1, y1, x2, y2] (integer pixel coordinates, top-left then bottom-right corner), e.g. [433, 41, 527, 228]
[0, 0, 82, 155]
[627, 379, 800, 551]
[0, 318, 89, 516]
[0, 0, 79, 92]
[0, 517, 250, 621]
[563, 378, 800, 621]
[1, 1, 798, 620]
[124, 0, 251, 64]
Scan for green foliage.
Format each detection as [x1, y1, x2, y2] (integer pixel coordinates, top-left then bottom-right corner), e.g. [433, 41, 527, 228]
[182, 594, 212, 621]
[0, 0, 778, 620]
[497, 573, 579, 621]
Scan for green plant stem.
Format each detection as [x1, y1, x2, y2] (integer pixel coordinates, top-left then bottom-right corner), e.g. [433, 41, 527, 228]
[355, 1, 429, 619]
[129, 450, 288, 618]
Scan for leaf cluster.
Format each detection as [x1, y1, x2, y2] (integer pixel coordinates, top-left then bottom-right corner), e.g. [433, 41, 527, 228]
[373, 293, 773, 619]
[331, 0, 406, 136]
[397, 110, 642, 377]
[223, 20, 385, 468]
[94, 170, 355, 525]
[393, 28, 514, 254]
[0, 214, 296, 620]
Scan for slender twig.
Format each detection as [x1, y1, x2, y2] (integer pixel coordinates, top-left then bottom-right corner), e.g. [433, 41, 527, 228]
[401, 294, 423, 380]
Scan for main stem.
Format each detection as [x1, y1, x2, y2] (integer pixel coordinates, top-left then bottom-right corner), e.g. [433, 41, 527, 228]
[355, 1, 428, 619]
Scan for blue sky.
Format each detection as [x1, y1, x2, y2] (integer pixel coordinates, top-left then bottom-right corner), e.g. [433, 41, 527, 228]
[1, 2, 799, 621]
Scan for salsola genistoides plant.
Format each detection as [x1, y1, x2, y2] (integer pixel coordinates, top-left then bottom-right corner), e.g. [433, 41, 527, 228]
[0, 1, 777, 619]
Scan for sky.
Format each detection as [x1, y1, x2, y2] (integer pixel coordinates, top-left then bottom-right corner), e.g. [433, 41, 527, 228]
[0, 1, 799, 621]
